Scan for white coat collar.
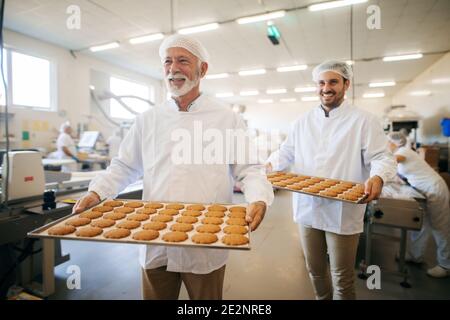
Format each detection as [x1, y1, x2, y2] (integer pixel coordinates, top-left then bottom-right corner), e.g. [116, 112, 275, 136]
[316, 100, 350, 119]
[167, 93, 204, 113]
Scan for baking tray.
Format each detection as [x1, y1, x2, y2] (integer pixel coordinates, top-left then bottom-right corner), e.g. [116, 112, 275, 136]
[27, 199, 251, 250]
[268, 172, 368, 204]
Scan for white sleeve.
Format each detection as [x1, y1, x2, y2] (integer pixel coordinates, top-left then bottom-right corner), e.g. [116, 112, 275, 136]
[88, 118, 144, 199]
[267, 121, 296, 171]
[362, 116, 397, 183]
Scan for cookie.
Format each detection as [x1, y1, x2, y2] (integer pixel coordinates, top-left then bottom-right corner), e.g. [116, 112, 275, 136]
[171, 223, 194, 232]
[186, 204, 205, 211]
[222, 234, 249, 246]
[319, 190, 339, 197]
[228, 211, 246, 219]
[303, 187, 320, 194]
[127, 213, 149, 221]
[205, 211, 225, 218]
[202, 217, 223, 225]
[162, 231, 188, 242]
[208, 205, 227, 212]
[48, 225, 76, 235]
[104, 212, 126, 220]
[166, 203, 185, 210]
[226, 218, 247, 226]
[114, 207, 135, 214]
[79, 210, 103, 219]
[132, 230, 159, 241]
[287, 184, 303, 191]
[66, 217, 91, 227]
[103, 200, 123, 207]
[136, 208, 157, 215]
[151, 215, 173, 223]
[76, 226, 103, 237]
[124, 201, 144, 208]
[90, 219, 115, 228]
[223, 225, 248, 235]
[229, 206, 246, 213]
[117, 220, 141, 229]
[191, 233, 218, 244]
[92, 206, 113, 213]
[181, 210, 202, 217]
[309, 177, 324, 183]
[159, 209, 179, 216]
[268, 177, 284, 182]
[143, 221, 167, 231]
[176, 216, 198, 224]
[104, 228, 131, 239]
[273, 182, 289, 187]
[338, 194, 359, 201]
[144, 202, 164, 209]
[196, 224, 221, 233]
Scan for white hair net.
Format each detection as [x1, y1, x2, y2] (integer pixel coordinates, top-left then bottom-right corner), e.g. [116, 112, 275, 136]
[387, 131, 407, 147]
[60, 121, 71, 133]
[312, 60, 353, 82]
[159, 34, 209, 63]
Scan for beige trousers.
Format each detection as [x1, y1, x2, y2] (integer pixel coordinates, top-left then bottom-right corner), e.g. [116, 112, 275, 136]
[299, 225, 360, 300]
[141, 265, 226, 300]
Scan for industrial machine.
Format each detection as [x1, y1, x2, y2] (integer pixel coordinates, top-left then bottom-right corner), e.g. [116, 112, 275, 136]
[383, 105, 421, 148]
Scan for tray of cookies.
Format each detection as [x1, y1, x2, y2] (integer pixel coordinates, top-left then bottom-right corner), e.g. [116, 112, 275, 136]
[27, 199, 251, 250]
[267, 172, 368, 204]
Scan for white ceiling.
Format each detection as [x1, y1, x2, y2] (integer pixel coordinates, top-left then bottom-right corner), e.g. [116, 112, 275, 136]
[4, 0, 450, 104]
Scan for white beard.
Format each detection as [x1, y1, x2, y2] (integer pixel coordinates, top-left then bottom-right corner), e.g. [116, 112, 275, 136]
[166, 73, 200, 97]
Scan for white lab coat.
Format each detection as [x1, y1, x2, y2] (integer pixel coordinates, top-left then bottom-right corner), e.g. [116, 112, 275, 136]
[56, 132, 77, 172]
[89, 94, 274, 273]
[395, 147, 450, 268]
[268, 101, 397, 235]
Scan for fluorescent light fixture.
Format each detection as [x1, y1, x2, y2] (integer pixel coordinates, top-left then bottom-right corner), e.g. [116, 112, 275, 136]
[258, 99, 273, 104]
[266, 88, 287, 94]
[363, 93, 385, 98]
[276, 65, 308, 72]
[280, 98, 297, 103]
[383, 53, 423, 62]
[205, 73, 230, 80]
[346, 60, 355, 65]
[129, 33, 164, 44]
[89, 42, 120, 52]
[369, 81, 396, 88]
[178, 23, 219, 35]
[295, 87, 316, 93]
[410, 90, 431, 96]
[309, 0, 368, 11]
[238, 69, 266, 76]
[236, 11, 285, 24]
[240, 90, 259, 96]
[301, 96, 319, 101]
[432, 78, 450, 84]
[215, 92, 234, 98]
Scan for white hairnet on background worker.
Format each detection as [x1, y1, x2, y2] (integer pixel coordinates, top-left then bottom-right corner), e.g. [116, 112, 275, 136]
[312, 60, 353, 82]
[388, 132, 450, 278]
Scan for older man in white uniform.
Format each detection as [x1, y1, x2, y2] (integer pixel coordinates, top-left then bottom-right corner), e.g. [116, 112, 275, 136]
[267, 61, 397, 300]
[73, 35, 274, 300]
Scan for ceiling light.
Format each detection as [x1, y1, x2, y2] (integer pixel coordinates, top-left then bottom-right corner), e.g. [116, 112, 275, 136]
[295, 87, 316, 93]
[363, 93, 385, 98]
[301, 96, 319, 101]
[258, 99, 274, 104]
[309, 0, 368, 12]
[266, 88, 287, 94]
[383, 53, 423, 62]
[369, 81, 396, 88]
[205, 73, 229, 80]
[432, 78, 450, 84]
[215, 92, 234, 98]
[280, 98, 297, 103]
[238, 69, 266, 76]
[89, 42, 120, 52]
[410, 90, 431, 96]
[177, 23, 219, 35]
[346, 60, 355, 65]
[236, 11, 285, 24]
[276, 65, 308, 72]
[240, 90, 259, 96]
[129, 33, 164, 44]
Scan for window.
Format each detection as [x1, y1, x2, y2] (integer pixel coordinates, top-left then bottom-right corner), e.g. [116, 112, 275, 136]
[0, 48, 7, 106]
[109, 76, 153, 119]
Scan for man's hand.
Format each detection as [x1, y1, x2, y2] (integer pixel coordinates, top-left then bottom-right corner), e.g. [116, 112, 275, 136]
[246, 201, 267, 231]
[362, 175, 384, 203]
[265, 162, 273, 174]
[72, 191, 101, 213]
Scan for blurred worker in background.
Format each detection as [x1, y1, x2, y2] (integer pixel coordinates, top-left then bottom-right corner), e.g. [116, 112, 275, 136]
[56, 121, 79, 172]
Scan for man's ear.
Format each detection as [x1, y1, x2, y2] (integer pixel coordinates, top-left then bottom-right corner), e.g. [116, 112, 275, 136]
[200, 62, 208, 78]
[344, 79, 350, 90]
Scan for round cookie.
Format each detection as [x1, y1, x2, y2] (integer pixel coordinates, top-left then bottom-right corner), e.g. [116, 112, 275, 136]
[117, 220, 141, 229]
[186, 204, 205, 211]
[273, 182, 289, 187]
[229, 206, 246, 213]
[76, 226, 102, 237]
[136, 208, 157, 215]
[319, 190, 339, 198]
[223, 225, 248, 235]
[202, 217, 223, 225]
[208, 205, 227, 212]
[127, 213, 149, 221]
[144, 202, 164, 209]
[287, 184, 303, 191]
[177, 216, 198, 224]
[79, 210, 103, 219]
[181, 210, 202, 217]
[124, 201, 144, 208]
[268, 177, 284, 183]
[104, 228, 131, 239]
[171, 223, 194, 232]
[66, 217, 91, 227]
[162, 231, 188, 243]
[92, 206, 113, 213]
[222, 234, 249, 246]
[205, 211, 225, 218]
[196, 224, 221, 233]
[166, 203, 185, 210]
[159, 209, 179, 216]
[226, 218, 247, 226]
[48, 225, 76, 235]
[103, 200, 123, 207]
[114, 207, 135, 214]
[132, 230, 159, 241]
[104, 212, 126, 220]
[228, 211, 246, 219]
[191, 233, 218, 244]
[151, 215, 173, 223]
[143, 221, 167, 231]
[91, 219, 116, 228]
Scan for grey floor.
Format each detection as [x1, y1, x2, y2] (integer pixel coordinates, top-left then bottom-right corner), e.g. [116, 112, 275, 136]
[49, 190, 450, 300]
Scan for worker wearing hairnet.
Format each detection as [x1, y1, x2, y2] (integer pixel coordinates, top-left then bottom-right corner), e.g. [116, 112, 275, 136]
[73, 34, 274, 300]
[388, 132, 450, 278]
[56, 121, 79, 172]
[267, 60, 397, 299]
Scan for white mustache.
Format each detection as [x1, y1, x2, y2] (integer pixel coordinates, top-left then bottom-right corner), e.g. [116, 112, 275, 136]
[167, 73, 186, 81]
